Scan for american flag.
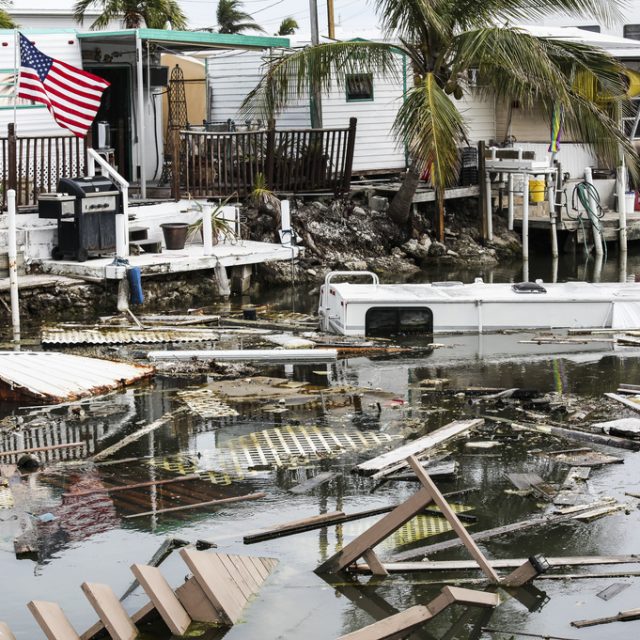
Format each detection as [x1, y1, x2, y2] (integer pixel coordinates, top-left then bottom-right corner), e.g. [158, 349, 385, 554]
[17, 33, 109, 138]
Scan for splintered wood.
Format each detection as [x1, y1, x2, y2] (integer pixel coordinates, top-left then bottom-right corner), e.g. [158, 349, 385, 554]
[177, 388, 239, 418]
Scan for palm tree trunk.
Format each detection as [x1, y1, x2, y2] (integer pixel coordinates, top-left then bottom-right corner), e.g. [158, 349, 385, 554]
[435, 187, 445, 243]
[388, 165, 420, 226]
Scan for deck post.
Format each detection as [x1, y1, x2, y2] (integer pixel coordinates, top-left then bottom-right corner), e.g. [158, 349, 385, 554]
[341, 117, 357, 194]
[171, 127, 180, 201]
[547, 171, 558, 258]
[507, 173, 514, 231]
[265, 119, 276, 189]
[7, 123, 16, 198]
[617, 163, 628, 255]
[478, 141, 487, 241]
[484, 170, 493, 242]
[7, 189, 20, 347]
[522, 173, 529, 271]
[135, 31, 147, 199]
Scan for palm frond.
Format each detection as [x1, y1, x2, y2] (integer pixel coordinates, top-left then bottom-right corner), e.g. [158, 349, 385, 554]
[372, 0, 451, 44]
[241, 41, 402, 121]
[394, 73, 467, 190]
[0, 8, 16, 28]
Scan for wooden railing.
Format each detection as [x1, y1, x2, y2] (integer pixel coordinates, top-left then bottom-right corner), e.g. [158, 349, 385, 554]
[1, 123, 88, 208]
[172, 118, 357, 199]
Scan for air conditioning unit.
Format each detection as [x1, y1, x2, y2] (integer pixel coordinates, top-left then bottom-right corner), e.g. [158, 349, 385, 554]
[149, 65, 169, 87]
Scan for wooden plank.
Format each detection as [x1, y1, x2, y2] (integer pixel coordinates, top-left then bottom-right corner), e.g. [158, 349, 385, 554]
[124, 492, 266, 519]
[81, 602, 154, 640]
[247, 555, 270, 581]
[356, 419, 483, 478]
[80, 583, 137, 640]
[175, 577, 223, 624]
[315, 487, 435, 574]
[244, 510, 346, 543]
[217, 554, 254, 601]
[505, 473, 544, 491]
[572, 608, 640, 628]
[180, 549, 241, 625]
[407, 456, 500, 584]
[362, 549, 388, 576]
[27, 601, 81, 640]
[130, 564, 191, 636]
[233, 555, 263, 592]
[288, 471, 339, 494]
[0, 623, 15, 640]
[355, 555, 640, 573]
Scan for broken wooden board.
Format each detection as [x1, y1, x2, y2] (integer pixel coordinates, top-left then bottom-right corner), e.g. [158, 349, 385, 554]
[572, 607, 640, 628]
[572, 502, 626, 522]
[355, 419, 483, 478]
[80, 583, 137, 640]
[0, 352, 153, 404]
[594, 417, 640, 437]
[27, 601, 82, 640]
[179, 549, 277, 626]
[383, 460, 458, 482]
[597, 583, 630, 601]
[176, 389, 239, 418]
[0, 623, 15, 640]
[288, 472, 340, 494]
[533, 447, 623, 467]
[337, 586, 499, 640]
[605, 392, 640, 414]
[354, 555, 640, 573]
[505, 473, 545, 491]
[130, 564, 191, 636]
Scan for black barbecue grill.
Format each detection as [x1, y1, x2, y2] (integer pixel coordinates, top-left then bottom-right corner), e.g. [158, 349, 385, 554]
[38, 176, 122, 261]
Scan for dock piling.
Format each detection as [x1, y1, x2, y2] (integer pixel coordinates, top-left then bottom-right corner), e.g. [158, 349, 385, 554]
[7, 188, 20, 347]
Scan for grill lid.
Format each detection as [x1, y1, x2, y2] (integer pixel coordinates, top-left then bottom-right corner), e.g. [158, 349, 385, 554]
[57, 176, 118, 197]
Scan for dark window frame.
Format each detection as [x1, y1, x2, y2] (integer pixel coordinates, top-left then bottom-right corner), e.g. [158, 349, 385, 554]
[345, 73, 374, 102]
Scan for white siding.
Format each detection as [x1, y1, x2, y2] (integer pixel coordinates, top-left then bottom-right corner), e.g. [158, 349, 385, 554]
[455, 89, 497, 144]
[0, 32, 83, 137]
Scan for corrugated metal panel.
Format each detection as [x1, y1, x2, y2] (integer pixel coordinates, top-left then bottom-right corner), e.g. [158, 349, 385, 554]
[0, 352, 153, 403]
[42, 328, 221, 345]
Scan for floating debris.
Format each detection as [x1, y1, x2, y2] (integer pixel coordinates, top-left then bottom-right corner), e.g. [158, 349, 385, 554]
[42, 327, 220, 345]
[177, 389, 239, 419]
[0, 485, 14, 509]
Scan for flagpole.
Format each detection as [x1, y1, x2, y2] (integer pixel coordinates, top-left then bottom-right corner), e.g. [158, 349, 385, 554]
[12, 29, 17, 130]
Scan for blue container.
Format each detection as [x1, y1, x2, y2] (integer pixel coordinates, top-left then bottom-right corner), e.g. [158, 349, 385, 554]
[128, 267, 144, 305]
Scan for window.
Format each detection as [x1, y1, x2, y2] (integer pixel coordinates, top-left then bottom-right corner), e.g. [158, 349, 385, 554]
[577, 25, 601, 33]
[623, 98, 640, 139]
[345, 74, 374, 101]
[624, 24, 640, 40]
[0, 69, 45, 110]
[365, 307, 433, 336]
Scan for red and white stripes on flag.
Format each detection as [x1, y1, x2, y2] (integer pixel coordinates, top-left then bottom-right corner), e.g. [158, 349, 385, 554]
[17, 33, 109, 138]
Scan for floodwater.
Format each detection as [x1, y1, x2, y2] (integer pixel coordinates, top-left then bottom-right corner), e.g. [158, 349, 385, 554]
[3, 253, 640, 640]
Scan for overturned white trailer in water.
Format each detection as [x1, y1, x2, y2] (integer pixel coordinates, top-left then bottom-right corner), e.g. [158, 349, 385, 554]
[318, 271, 640, 336]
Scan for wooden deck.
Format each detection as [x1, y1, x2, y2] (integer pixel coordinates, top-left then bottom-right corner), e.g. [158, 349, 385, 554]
[363, 183, 480, 203]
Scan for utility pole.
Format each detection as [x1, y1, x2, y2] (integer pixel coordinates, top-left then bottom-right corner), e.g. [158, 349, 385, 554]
[309, 0, 323, 128]
[327, 0, 335, 39]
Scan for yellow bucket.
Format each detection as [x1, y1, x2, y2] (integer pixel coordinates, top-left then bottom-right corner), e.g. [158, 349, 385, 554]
[529, 178, 545, 203]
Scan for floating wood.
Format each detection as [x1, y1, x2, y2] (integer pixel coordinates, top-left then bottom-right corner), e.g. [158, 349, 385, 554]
[62, 474, 202, 498]
[571, 607, 640, 628]
[337, 586, 499, 640]
[0, 352, 153, 404]
[0, 442, 85, 459]
[175, 577, 224, 624]
[356, 419, 483, 478]
[180, 549, 277, 626]
[511, 420, 640, 451]
[505, 473, 545, 491]
[0, 623, 15, 640]
[354, 555, 640, 573]
[81, 583, 137, 640]
[92, 408, 188, 462]
[289, 471, 340, 494]
[383, 461, 457, 482]
[391, 501, 611, 562]
[123, 491, 266, 519]
[605, 392, 640, 415]
[80, 602, 154, 640]
[597, 583, 630, 601]
[27, 601, 82, 640]
[130, 564, 191, 636]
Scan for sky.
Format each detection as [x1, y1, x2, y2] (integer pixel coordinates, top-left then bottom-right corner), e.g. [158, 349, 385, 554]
[182, 0, 379, 37]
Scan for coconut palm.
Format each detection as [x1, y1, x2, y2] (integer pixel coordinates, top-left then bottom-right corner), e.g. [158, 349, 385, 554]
[277, 17, 298, 36]
[242, 0, 638, 239]
[0, 0, 16, 28]
[216, 0, 264, 34]
[73, 0, 187, 30]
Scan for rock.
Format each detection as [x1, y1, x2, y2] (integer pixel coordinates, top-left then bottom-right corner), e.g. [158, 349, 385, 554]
[369, 195, 389, 212]
[311, 201, 329, 212]
[402, 238, 431, 262]
[344, 260, 368, 271]
[391, 247, 406, 258]
[352, 206, 366, 215]
[446, 249, 460, 257]
[428, 241, 447, 257]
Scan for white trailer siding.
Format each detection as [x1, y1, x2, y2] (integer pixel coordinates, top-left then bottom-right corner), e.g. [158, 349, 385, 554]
[0, 32, 83, 136]
[455, 89, 497, 144]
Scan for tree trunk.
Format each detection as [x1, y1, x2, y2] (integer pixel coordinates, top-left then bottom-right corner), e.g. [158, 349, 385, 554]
[388, 165, 420, 226]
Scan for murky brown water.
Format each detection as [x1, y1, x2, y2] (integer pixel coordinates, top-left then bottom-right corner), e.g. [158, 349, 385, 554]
[3, 253, 640, 639]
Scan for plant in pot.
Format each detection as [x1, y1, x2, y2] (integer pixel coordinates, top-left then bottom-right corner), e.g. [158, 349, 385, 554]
[187, 194, 237, 245]
[251, 173, 280, 239]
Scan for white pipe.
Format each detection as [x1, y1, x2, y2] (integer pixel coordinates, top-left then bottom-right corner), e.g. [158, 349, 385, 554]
[202, 206, 212, 256]
[584, 167, 603, 257]
[7, 189, 20, 346]
[617, 163, 628, 254]
[507, 174, 514, 231]
[485, 171, 493, 242]
[87, 149, 129, 259]
[547, 172, 558, 258]
[135, 31, 147, 199]
[522, 173, 529, 262]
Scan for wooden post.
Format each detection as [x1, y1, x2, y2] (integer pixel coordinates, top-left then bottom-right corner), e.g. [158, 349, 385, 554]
[265, 119, 276, 188]
[341, 117, 357, 195]
[478, 140, 487, 242]
[84, 128, 93, 176]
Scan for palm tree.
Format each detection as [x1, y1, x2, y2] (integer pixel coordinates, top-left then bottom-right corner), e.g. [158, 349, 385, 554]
[216, 0, 264, 34]
[0, 0, 16, 28]
[277, 17, 298, 36]
[242, 0, 638, 240]
[74, 0, 187, 30]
